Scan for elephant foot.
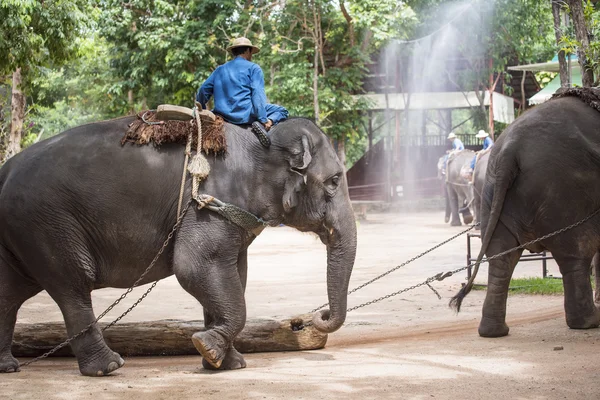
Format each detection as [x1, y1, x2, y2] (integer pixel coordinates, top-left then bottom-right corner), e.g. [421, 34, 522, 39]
[450, 220, 462, 227]
[566, 311, 600, 330]
[192, 331, 227, 369]
[202, 347, 246, 371]
[78, 350, 124, 377]
[478, 318, 509, 338]
[444, 215, 450, 223]
[0, 354, 20, 373]
[463, 215, 474, 225]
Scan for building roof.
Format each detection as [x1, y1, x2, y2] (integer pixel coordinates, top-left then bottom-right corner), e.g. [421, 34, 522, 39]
[353, 91, 515, 124]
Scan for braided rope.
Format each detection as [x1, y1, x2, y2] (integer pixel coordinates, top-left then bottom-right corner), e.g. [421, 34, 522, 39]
[191, 108, 205, 204]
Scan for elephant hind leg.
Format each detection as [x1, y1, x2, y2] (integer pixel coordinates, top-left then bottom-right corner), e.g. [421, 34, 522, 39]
[479, 221, 523, 338]
[45, 287, 124, 376]
[0, 260, 42, 373]
[554, 252, 600, 330]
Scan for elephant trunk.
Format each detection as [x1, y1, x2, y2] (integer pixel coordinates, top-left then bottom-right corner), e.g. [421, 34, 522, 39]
[312, 196, 357, 333]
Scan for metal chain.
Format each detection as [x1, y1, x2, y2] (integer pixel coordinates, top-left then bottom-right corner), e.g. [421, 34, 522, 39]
[309, 223, 479, 313]
[17, 199, 193, 368]
[310, 205, 600, 317]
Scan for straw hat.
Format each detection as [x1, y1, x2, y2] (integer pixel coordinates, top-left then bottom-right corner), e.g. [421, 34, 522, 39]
[447, 132, 457, 139]
[226, 37, 260, 55]
[476, 130, 489, 138]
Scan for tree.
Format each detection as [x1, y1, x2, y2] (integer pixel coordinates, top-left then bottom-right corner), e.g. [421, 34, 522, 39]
[0, 0, 92, 160]
[553, 0, 570, 88]
[568, 0, 595, 86]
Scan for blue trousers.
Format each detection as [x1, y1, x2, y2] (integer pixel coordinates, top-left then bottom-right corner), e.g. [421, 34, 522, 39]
[265, 104, 289, 125]
[470, 155, 476, 170]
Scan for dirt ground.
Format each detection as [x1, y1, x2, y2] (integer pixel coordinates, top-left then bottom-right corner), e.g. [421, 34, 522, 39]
[2, 211, 599, 400]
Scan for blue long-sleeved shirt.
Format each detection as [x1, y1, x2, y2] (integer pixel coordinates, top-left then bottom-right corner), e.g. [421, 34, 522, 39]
[196, 56, 268, 125]
[452, 138, 465, 150]
[482, 136, 494, 150]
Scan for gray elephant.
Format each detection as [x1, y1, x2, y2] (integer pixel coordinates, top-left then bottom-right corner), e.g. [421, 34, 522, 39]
[451, 94, 600, 337]
[0, 117, 356, 376]
[472, 150, 490, 230]
[440, 150, 474, 226]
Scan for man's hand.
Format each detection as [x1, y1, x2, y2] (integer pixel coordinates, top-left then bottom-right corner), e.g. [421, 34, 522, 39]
[264, 119, 273, 131]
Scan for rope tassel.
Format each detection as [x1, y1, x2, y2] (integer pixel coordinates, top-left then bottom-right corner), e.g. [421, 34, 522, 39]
[188, 108, 211, 206]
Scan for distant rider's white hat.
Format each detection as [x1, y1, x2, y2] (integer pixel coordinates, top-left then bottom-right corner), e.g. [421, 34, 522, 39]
[447, 132, 457, 139]
[476, 130, 489, 138]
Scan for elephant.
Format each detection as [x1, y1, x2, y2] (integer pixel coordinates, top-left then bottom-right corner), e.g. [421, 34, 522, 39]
[438, 150, 474, 226]
[450, 95, 600, 338]
[471, 150, 490, 230]
[0, 116, 357, 376]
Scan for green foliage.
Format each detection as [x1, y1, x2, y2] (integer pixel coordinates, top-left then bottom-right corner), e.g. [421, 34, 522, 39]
[2, 0, 566, 168]
[559, 1, 600, 84]
[473, 277, 565, 295]
[0, 0, 93, 84]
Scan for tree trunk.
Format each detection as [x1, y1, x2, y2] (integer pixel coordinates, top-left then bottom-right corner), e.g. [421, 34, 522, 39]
[313, 45, 319, 124]
[568, 0, 595, 87]
[12, 316, 327, 357]
[552, 0, 570, 88]
[7, 68, 25, 159]
[336, 137, 346, 169]
[128, 89, 135, 115]
[520, 71, 527, 114]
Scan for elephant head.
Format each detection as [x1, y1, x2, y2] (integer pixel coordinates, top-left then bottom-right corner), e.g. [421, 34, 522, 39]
[264, 118, 357, 334]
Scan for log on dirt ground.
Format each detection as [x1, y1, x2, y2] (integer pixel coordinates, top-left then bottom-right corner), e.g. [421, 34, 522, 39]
[12, 315, 327, 357]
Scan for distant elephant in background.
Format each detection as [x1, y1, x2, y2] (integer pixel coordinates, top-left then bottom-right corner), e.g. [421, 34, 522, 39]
[439, 150, 474, 226]
[0, 117, 357, 376]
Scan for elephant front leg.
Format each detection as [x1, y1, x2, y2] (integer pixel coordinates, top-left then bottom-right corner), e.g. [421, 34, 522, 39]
[479, 222, 522, 337]
[555, 254, 600, 330]
[444, 185, 451, 223]
[447, 185, 461, 226]
[201, 249, 248, 370]
[174, 235, 247, 370]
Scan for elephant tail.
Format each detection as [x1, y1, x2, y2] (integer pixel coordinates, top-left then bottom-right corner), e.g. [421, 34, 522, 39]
[450, 141, 518, 312]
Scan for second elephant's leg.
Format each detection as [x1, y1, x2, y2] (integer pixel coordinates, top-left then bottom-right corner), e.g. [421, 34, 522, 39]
[202, 249, 248, 370]
[554, 253, 600, 329]
[479, 221, 523, 337]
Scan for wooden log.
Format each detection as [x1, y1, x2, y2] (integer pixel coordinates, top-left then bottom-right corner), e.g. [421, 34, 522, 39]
[12, 315, 326, 357]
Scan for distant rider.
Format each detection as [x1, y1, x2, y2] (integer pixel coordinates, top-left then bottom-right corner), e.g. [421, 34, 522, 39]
[470, 130, 494, 172]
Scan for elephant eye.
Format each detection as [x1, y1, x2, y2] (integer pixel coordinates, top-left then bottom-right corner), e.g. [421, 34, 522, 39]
[326, 173, 341, 190]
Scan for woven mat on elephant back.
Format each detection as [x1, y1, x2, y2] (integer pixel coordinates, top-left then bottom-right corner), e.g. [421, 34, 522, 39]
[552, 87, 600, 114]
[122, 111, 227, 155]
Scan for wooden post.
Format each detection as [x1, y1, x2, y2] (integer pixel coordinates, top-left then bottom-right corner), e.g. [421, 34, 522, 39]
[12, 316, 327, 357]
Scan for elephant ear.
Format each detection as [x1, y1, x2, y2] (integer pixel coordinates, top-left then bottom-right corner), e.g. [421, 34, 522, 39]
[282, 135, 312, 213]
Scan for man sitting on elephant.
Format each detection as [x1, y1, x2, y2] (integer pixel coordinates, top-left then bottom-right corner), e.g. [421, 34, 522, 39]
[441, 132, 464, 175]
[196, 37, 289, 147]
[469, 130, 494, 172]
